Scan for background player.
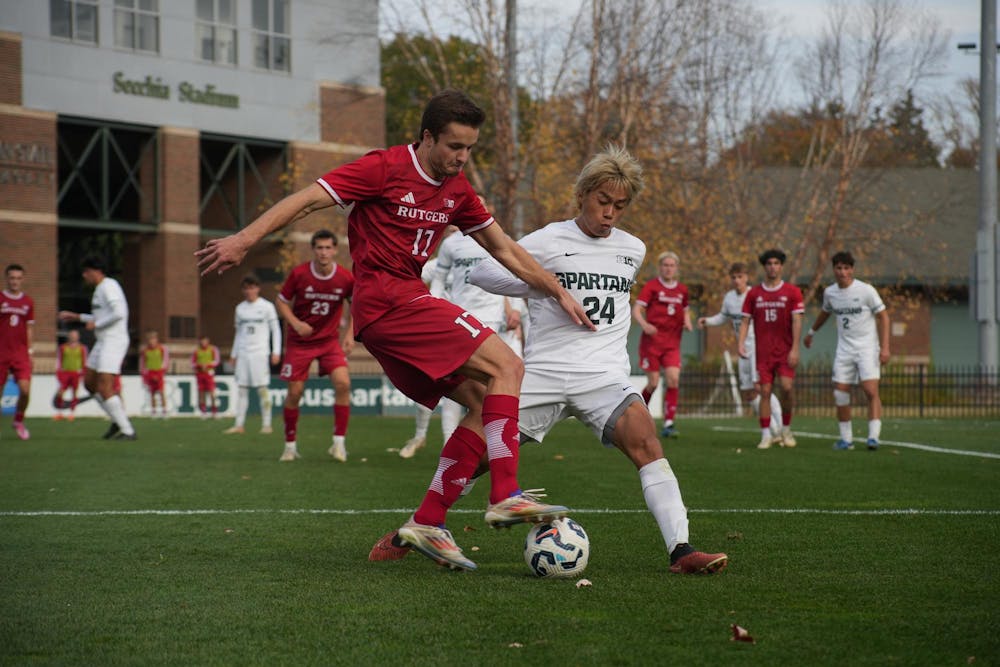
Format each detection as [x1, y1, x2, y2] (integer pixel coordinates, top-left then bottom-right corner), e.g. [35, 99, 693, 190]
[0, 264, 34, 440]
[276, 229, 355, 462]
[55, 328, 87, 421]
[225, 274, 281, 435]
[192, 334, 221, 419]
[804, 251, 891, 450]
[633, 252, 693, 438]
[197, 89, 588, 571]
[737, 249, 804, 450]
[697, 262, 782, 441]
[139, 330, 170, 418]
[58, 255, 137, 440]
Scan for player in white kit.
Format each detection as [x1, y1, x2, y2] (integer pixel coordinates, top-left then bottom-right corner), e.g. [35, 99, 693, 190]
[470, 146, 727, 574]
[697, 262, 782, 441]
[225, 274, 282, 435]
[58, 255, 136, 440]
[804, 251, 890, 450]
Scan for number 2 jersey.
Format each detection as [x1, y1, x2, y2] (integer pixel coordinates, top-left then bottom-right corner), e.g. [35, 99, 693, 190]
[741, 280, 805, 356]
[315, 143, 494, 335]
[278, 261, 355, 348]
[820, 278, 885, 355]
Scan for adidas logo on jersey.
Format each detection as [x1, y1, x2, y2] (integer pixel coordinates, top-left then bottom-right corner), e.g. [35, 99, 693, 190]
[305, 286, 314, 292]
[401, 192, 416, 204]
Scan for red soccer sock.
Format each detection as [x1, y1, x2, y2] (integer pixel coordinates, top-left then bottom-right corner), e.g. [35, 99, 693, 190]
[482, 394, 521, 503]
[283, 407, 299, 442]
[759, 417, 770, 429]
[14, 411, 24, 423]
[333, 404, 350, 437]
[641, 388, 653, 405]
[413, 426, 486, 527]
[782, 410, 792, 427]
[664, 387, 679, 422]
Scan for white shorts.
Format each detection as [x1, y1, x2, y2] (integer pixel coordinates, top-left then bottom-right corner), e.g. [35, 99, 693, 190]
[86, 336, 129, 375]
[235, 353, 271, 387]
[832, 347, 881, 385]
[737, 354, 759, 391]
[518, 367, 641, 446]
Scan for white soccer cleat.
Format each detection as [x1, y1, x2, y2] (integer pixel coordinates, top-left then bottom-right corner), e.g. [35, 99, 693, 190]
[224, 425, 244, 435]
[485, 489, 569, 528]
[780, 427, 797, 448]
[397, 519, 476, 571]
[756, 434, 773, 449]
[399, 436, 426, 459]
[279, 444, 300, 462]
[260, 425, 273, 435]
[328, 436, 347, 462]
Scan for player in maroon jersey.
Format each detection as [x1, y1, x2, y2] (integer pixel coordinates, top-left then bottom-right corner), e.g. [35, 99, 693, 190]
[0, 264, 34, 440]
[196, 89, 592, 571]
[632, 251, 693, 438]
[276, 229, 356, 463]
[737, 249, 804, 450]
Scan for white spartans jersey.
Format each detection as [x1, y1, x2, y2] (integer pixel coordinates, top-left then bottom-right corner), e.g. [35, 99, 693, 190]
[433, 232, 506, 325]
[715, 288, 755, 347]
[821, 278, 886, 354]
[517, 219, 644, 372]
[88, 276, 129, 342]
[232, 298, 281, 357]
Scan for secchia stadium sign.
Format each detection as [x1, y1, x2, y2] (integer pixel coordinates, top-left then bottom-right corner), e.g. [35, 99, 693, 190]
[112, 71, 240, 109]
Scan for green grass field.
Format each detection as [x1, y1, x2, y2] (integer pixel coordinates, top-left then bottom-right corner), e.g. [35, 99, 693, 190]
[1, 414, 997, 666]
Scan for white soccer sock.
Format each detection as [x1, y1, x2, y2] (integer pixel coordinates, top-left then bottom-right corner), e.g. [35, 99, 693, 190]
[440, 398, 463, 443]
[749, 395, 761, 415]
[868, 419, 882, 441]
[839, 420, 853, 442]
[413, 404, 432, 439]
[257, 387, 272, 428]
[104, 395, 135, 435]
[638, 458, 689, 554]
[769, 394, 783, 434]
[234, 387, 249, 427]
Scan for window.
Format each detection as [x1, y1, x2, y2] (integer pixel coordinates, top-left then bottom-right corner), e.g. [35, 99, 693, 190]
[114, 0, 159, 53]
[50, 0, 98, 44]
[252, 0, 290, 72]
[196, 0, 237, 65]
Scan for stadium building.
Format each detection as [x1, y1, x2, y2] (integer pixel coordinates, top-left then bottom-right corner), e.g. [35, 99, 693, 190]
[1, 0, 383, 372]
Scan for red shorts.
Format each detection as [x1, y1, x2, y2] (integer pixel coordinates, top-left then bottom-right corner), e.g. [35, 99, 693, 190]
[756, 350, 795, 385]
[0, 354, 32, 383]
[143, 370, 165, 392]
[195, 371, 216, 392]
[57, 370, 83, 390]
[638, 336, 681, 373]
[280, 340, 347, 382]
[358, 296, 494, 409]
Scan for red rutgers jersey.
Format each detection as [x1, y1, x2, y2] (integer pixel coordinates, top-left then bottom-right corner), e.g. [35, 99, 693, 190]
[742, 281, 805, 355]
[0, 290, 34, 359]
[315, 143, 494, 333]
[636, 278, 688, 342]
[279, 261, 355, 346]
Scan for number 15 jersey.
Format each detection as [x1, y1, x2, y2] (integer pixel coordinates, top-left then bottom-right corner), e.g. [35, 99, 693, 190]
[741, 280, 805, 356]
[278, 261, 355, 347]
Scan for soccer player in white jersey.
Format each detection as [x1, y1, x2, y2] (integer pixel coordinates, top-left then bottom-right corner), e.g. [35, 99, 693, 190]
[373, 146, 726, 574]
[697, 262, 782, 441]
[225, 274, 282, 435]
[804, 251, 890, 450]
[58, 255, 137, 440]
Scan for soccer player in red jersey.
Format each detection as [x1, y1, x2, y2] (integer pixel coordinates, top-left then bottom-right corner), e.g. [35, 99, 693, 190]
[633, 252, 693, 438]
[276, 229, 356, 463]
[737, 249, 805, 450]
[140, 330, 170, 418]
[191, 334, 221, 419]
[55, 328, 88, 421]
[0, 264, 34, 440]
[197, 89, 591, 571]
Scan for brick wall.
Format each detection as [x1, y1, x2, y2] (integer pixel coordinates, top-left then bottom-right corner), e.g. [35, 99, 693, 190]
[0, 32, 22, 106]
[319, 83, 385, 148]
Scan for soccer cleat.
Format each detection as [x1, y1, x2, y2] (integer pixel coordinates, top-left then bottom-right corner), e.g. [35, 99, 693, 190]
[368, 530, 412, 561]
[833, 439, 854, 451]
[102, 423, 121, 440]
[112, 431, 137, 441]
[669, 550, 729, 575]
[660, 423, 678, 438]
[756, 434, 773, 449]
[279, 445, 300, 462]
[397, 520, 476, 571]
[485, 489, 569, 528]
[53, 414, 63, 421]
[328, 438, 347, 462]
[13, 422, 30, 441]
[399, 436, 426, 459]
[260, 425, 273, 435]
[780, 427, 797, 448]
[223, 426, 245, 435]
[866, 438, 879, 451]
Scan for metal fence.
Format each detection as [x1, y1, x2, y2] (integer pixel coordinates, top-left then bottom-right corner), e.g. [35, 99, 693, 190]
[679, 362, 1000, 419]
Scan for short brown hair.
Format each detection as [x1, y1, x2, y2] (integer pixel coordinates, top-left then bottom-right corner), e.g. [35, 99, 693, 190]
[420, 89, 486, 141]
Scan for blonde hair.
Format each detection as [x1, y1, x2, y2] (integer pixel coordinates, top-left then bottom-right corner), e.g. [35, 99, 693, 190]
[657, 251, 679, 265]
[574, 144, 645, 203]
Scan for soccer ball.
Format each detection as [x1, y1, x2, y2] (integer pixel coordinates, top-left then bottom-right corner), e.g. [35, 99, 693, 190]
[524, 518, 589, 578]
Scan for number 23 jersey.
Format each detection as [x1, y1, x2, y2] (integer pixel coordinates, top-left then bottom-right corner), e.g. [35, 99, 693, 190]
[279, 262, 354, 346]
[518, 219, 645, 372]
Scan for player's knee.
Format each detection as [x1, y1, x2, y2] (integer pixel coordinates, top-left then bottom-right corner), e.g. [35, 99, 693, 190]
[833, 388, 851, 407]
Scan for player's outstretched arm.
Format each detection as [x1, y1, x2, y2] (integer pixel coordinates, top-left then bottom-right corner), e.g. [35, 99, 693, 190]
[737, 316, 751, 358]
[196, 183, 332, 276]
[803, 311, 830, 348]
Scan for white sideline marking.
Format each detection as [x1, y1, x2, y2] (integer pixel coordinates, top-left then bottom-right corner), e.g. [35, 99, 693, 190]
[711, 425, 1000, 459]
[1, 508, 997, 517]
